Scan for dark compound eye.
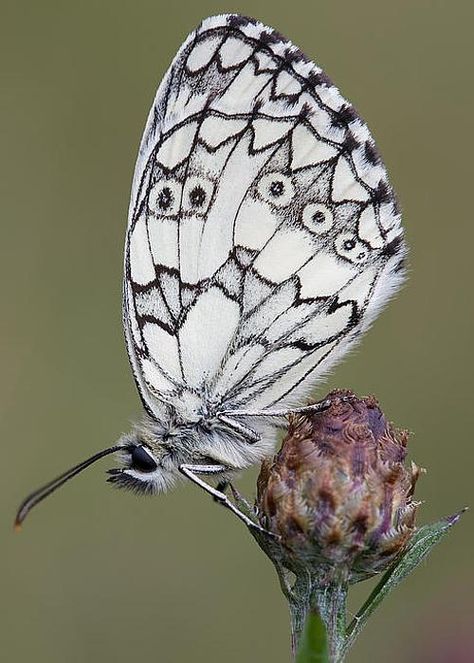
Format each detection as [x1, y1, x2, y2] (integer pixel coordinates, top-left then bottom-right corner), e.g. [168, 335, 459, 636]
[189, 185, 206, 207]
[343, 239, 356, 251]
[158, 186, 173, 210]
[130, 445, 157, 473]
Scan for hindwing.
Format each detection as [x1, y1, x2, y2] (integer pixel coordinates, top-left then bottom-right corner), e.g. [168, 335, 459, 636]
[123, 14, 405, 418]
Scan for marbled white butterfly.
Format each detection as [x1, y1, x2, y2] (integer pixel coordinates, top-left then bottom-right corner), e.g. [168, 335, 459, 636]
[16, 14, 405, 531]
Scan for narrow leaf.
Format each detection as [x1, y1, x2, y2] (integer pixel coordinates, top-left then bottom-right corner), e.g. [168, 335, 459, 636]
[296, 609, 329, 663]
[344, 509, 466, 653]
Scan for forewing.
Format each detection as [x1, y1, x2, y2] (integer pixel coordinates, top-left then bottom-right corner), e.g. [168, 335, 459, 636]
[123, 14, 406, 418]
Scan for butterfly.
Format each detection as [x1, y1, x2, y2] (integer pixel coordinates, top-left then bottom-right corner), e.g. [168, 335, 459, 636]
[15, 14, 405, 531]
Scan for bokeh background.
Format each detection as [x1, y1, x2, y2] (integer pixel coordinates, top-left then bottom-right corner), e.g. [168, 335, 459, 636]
[1, 1, 473, 661]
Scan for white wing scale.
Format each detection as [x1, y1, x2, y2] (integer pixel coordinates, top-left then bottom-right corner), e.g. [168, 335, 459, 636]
[124, 14, 406, 421]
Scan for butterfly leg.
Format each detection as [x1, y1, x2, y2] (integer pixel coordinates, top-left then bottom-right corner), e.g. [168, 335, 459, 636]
[215, 481, 254, 515]
[228, 482, 253, 513]
[214, 480, 228, 502]
[218, 397, 337, 419]
[179, 464, 270, 535]
[217, 414, 261, 444]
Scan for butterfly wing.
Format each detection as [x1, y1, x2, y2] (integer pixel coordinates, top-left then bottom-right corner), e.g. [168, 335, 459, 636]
[123, 14, 405, 420]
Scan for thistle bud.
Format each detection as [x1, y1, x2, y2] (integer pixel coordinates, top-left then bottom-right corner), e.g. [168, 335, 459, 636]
[257, 390, 420, 582]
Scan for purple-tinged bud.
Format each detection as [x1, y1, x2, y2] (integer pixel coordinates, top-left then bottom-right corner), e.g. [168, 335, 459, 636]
[257, 390, 420, 582]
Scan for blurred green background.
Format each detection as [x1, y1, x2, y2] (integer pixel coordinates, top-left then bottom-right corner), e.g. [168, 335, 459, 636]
[1, 1, 472, 661]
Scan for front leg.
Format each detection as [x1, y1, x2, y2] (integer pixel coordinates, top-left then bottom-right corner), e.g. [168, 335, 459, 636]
[179, 464, 271, 536]
[218, 397, 336, 419]
[217, 414, 261, 444]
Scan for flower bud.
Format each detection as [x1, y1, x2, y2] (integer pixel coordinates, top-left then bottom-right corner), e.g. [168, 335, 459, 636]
[257, 390, 420, 582]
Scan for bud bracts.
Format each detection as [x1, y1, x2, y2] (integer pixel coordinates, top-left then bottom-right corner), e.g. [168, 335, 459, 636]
[257, 391, 420, 582]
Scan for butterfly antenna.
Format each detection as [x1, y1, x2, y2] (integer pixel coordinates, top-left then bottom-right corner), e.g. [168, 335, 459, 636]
[14, 445, 122, 530]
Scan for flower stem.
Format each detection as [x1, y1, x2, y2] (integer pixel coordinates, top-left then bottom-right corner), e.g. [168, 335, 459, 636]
[295, 607, 329, 663]
[289, 576, 311, 658]
[314, 581, 348, 662]
[287, 570, 348, 662]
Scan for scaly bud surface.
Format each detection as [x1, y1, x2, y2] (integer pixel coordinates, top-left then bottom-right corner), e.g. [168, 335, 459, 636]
[257, 390, 420, 582]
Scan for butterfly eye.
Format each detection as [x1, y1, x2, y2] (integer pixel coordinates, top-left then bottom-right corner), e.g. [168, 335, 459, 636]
[335, 233, 369, 263]
[130, 446, 158, 473]
[258, 172, 295, 207]
[301, 203, 334, 234]
[149, 180, 181, 217]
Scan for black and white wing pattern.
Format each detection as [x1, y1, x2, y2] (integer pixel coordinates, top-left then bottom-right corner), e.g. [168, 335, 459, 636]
[124, 14, 405, 422]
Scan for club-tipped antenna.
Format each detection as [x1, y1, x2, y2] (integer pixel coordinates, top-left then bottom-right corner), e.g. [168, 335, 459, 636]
[14, 445, 123, 530]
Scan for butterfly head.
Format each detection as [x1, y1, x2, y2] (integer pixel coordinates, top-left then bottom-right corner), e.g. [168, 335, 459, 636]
[106, 435, 178, 495]
[14, 430, 179, 529]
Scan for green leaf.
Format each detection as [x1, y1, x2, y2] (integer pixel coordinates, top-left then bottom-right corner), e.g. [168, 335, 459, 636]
[296, 609, 329, 663]
[344, 509, 466, 654]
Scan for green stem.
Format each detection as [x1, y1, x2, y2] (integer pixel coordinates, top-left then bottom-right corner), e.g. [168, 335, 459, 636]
[314, 581, 348, 662]
[295, 608, 329, 663]
[290, 594, 311, 658]
[290, 571, 348, 662]
[287, 569, 312, 658]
